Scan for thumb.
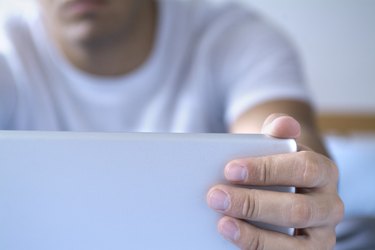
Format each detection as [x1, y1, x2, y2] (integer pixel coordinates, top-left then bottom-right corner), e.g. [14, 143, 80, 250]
[261, 114, 301, 139]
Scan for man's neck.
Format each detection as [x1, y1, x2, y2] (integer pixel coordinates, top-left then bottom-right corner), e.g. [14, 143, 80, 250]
[56, 1, 157, 77]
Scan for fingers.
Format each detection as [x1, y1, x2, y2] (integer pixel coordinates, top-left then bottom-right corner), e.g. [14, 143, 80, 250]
[224, 151, 338, 189]
[218, 217, 337, 250]
[261, 114, 301, 139]
[207, 185, 336, 228]
[211, 113, 342, 249]
[217, 216, 306, 250]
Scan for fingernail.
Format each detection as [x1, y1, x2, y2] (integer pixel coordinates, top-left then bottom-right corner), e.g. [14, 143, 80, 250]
[225, 163, 247, 181]
[220, 220, 240, 241]
[208, 189, 230, 211]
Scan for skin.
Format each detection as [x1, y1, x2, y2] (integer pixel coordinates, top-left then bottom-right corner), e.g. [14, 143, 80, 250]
[38, 1, 344, 248]
[38, 0, 157, 76]
[207, 101, 344, 249]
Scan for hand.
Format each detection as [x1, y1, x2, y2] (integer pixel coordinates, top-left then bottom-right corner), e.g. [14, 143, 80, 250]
[206, 114, 344, 249]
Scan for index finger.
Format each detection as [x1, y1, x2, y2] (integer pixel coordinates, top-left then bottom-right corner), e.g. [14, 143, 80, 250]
[224, 151, 337, 188]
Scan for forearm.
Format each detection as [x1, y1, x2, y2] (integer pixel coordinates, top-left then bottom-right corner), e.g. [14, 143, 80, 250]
[298, 123, 329, 157]
[230, 99, 329, 156]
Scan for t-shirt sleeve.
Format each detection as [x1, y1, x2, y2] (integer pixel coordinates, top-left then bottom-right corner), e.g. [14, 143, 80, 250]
[209, 7, 311, 127]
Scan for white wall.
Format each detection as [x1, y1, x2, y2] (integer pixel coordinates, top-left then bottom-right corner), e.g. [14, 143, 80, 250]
[232, 0, 375, 114]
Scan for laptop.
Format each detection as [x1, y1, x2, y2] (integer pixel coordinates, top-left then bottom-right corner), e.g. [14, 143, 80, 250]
[0, 131, 296, 250]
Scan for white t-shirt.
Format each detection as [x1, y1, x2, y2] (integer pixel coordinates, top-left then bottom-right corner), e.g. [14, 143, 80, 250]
[0, 0, 309, 132]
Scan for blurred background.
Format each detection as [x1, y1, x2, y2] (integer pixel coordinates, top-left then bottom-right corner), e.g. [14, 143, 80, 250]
[1, 0, 374, 220]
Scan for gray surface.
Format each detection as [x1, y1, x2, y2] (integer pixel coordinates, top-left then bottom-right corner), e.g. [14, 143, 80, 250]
[336, 217, 375, 250]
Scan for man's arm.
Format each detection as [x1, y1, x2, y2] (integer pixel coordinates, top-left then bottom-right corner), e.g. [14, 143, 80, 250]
[207, 99, 344, 249]
[230, 99, 327, 155]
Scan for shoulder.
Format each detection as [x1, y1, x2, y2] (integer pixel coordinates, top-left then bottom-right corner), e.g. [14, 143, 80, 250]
[0, 2, 38, 41]
[0, 3, 40, 128]
[161, 0, 261, 34]
[0, 2, 40, 61]
[164, 1, 307, 127]
[163, 0, 296, 62]
[0, 3, 42, 81]
[163, 0, 280, 37]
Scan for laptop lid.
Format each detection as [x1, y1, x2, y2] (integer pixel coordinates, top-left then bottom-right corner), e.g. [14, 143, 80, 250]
[0, 131, 296, 250]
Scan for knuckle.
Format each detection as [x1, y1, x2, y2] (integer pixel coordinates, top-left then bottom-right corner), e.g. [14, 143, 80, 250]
[333, 196, 345, 225]
[327, 233, 337, 249]
[303, 245, 315, 250]
[256, 157, 274, 185]
[299, 151, 322, 187]
[298, 229, 336, 250]
[243, 231, 265, 250]
[289, 197, 313, 227]
[319, 231, 337, 250]
[329, 161, 340, 183]
[295, 242, 311, 250]
[241, 190, 260, 219]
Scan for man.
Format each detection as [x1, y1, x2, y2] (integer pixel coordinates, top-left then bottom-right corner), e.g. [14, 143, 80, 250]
[0, 0, 343, 249]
